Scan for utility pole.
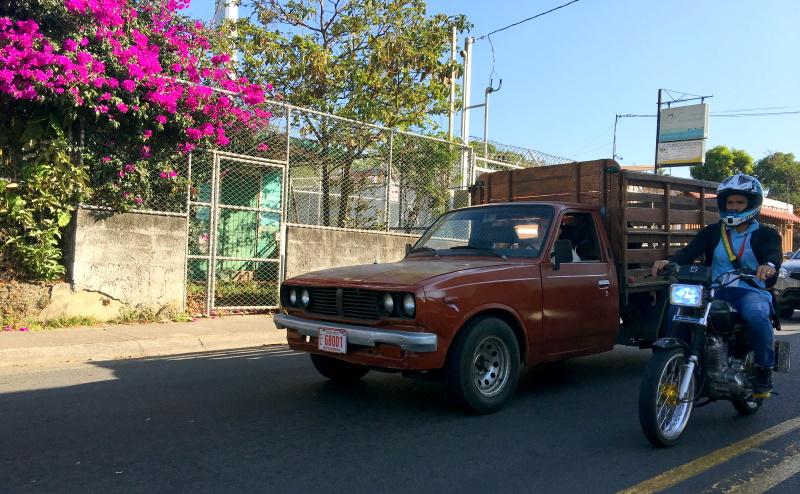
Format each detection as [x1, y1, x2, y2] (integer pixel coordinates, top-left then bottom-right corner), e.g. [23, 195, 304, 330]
[654, 89, 662, 173]
[459, 36, 474, 188]
[448, 26, 457, 144]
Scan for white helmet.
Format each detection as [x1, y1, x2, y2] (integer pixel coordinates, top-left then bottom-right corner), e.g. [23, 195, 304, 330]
[716, 174, 764, 227]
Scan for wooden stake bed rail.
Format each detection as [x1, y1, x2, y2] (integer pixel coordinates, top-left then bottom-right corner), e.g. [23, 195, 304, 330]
[470, 159, 720, 297]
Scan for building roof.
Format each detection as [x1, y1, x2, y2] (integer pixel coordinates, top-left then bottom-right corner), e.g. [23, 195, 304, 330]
[760, 207, 800, 223]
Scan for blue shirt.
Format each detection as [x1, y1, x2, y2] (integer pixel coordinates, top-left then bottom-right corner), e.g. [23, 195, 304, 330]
[712, 220, 771, 301]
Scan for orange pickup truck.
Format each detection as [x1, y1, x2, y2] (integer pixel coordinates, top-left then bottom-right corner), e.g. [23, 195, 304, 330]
[274, 159, 720, 413]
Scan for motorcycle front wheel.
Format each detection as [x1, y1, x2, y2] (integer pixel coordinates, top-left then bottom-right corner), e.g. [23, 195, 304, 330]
[639, 347, 695, 447]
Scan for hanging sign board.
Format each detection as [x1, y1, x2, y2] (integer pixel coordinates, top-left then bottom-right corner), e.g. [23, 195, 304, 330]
[659, 103, 709, 142]
[657, 140, 706, 167]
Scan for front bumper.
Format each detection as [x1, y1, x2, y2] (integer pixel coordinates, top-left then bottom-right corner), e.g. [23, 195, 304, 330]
[273, 314, 438, 353]
[774, 276, 800, 307]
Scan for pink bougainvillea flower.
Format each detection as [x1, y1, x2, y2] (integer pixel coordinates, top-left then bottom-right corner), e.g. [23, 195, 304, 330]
[135, 198, 143, 203]
[256, 143, 269, 151]
[142, 130, 152, 138]
[159, 172, 167, 178]
[154, 115, 167, 124]
[19, 327, 29, 331]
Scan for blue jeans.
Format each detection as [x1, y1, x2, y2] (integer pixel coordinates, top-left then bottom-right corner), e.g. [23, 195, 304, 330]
[715, 287, 775, 368]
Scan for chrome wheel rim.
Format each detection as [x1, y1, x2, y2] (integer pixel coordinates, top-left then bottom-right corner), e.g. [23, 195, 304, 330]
[471, 336, 511, 397]
[656, 353, 694, 440]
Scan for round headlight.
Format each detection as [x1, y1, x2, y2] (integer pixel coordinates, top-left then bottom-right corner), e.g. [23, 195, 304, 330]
[382, 293, 395, 315]
[779, 267, 788, 279]
[402, 293, 416, 317]
[301, 288, 310, 307]
[289, 288, 297, 306]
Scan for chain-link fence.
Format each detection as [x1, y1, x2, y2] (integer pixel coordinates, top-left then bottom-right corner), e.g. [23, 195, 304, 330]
[280, 107, 473, 234]
[70, 97, 576, 313]
[469, 137, 575, 174]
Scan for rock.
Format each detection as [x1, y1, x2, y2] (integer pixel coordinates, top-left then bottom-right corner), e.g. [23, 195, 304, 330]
[37, 283, 125, 322]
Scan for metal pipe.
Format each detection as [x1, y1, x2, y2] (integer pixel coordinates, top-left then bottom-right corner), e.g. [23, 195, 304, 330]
[483, 86, 492, 159]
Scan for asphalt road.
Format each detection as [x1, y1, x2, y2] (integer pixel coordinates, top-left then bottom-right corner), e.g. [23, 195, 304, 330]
[2, 321, 799, 493]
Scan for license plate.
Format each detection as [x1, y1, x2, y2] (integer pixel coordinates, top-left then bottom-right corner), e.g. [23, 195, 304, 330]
[318, 328, 347, 354]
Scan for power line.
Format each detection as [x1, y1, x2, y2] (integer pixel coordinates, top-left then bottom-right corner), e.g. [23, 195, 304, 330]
[616, 110, 800, 118]
[482, 0, 581, 38]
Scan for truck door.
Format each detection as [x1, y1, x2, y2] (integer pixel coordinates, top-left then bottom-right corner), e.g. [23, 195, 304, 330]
[539, 212, 619, 357]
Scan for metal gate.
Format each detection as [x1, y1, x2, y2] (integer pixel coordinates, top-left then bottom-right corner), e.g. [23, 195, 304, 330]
[186, 149, 287, 315]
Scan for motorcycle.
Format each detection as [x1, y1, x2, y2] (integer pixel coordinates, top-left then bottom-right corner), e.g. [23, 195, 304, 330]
[638, 263, 791, 447]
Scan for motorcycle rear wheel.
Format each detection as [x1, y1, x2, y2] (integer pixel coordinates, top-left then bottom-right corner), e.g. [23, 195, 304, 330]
[639, 347, 695, 447]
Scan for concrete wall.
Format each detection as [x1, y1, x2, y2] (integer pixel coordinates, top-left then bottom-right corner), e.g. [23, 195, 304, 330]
[285, 225, 420, 279]
[68, 208, 187, 309]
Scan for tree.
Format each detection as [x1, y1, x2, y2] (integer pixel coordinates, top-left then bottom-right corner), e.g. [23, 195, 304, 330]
[214, 0, 471, 227]
[0, 0, 272, 279]
[690, 145, 754, 182]
[754, 152, 800, 206]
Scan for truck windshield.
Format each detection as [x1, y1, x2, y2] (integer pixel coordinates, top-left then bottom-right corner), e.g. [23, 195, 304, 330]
[411, 205, 555, 258]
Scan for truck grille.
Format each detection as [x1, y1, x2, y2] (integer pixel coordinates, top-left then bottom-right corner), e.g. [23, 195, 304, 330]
[306, 287, 381, 321]
[790, 272, 800, 281]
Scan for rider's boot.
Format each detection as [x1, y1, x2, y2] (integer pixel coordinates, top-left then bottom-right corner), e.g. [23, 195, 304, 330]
[752, 366, 773, 399]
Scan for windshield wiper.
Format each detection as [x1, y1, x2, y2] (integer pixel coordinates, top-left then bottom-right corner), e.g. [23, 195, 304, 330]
[407, 246, 440, 259]
[449, 245, 507, 260]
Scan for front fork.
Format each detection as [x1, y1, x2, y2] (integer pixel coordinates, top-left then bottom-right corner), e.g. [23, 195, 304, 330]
[672, 303, 712, 402]
[678, 355, 699, 401]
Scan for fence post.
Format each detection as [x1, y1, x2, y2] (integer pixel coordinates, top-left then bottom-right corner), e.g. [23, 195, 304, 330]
[385, 130, 393, 231]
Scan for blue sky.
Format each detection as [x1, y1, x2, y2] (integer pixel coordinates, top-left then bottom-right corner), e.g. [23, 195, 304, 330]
[184, 1, 800, 175]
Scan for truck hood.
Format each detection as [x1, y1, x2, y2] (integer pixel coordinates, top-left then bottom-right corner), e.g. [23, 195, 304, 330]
[286, 259, 514, 286]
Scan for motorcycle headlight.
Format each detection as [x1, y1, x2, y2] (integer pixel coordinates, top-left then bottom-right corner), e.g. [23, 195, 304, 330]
[289, 288, 298, 306]
[300, 288, 310, 307]
[779, 267, 788, 279]
[670, 284, 704, 307]
[402, 293, 416, 318]
[382, 293, 395, 316]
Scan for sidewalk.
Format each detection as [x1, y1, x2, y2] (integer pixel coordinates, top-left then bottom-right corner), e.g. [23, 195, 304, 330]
[0, 314, 286, 368]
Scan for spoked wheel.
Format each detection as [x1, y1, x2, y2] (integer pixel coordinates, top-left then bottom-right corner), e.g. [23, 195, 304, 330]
[444, 316, 520, 414]
[732, 351, 763, 415]
[310, 353, 369, 382]
[639, 347, 695, 447]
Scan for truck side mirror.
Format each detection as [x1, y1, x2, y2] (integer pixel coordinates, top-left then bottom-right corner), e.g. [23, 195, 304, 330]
[552, 239, 574, 270]
[785, 252, 793, 260]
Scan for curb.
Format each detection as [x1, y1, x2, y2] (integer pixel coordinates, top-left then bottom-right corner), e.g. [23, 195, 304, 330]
[0, 331, 287, 368]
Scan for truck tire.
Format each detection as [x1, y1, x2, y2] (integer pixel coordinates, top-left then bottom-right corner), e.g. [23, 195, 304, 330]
[444, 316, 520, 414]
[777, 307, 794, 319]
[310, 354, 369, 382]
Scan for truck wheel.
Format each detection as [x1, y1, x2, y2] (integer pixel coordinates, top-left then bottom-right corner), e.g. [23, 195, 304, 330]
[444, 316, 520, 414]
[777, 307, 794, 319]
[310, 354, 369, 382]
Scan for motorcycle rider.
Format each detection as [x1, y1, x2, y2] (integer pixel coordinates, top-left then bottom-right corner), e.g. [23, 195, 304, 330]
[651, 174, 783, 398]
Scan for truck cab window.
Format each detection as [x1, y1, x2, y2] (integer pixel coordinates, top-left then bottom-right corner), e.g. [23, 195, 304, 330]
[560, 213, 600, 262]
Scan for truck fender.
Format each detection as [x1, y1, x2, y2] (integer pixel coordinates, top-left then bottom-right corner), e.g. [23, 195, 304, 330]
[451, 304, 528, 362]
